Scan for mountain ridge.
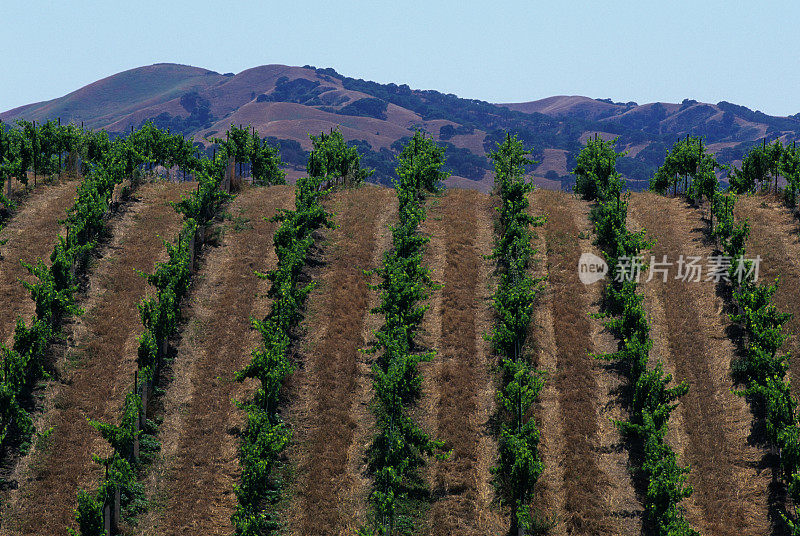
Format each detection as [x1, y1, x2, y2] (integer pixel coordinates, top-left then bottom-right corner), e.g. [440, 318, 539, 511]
[3, 62, 798, 190]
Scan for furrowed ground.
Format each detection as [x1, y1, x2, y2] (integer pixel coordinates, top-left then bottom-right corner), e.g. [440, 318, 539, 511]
[140, 185, 293, 536]
[530, 189, 640, 536]
[735, 195, 800, 397]
[0, 181, 191, 535]
[734, 195, 800, 524]
[629, 192, 770, 536]
[422, 189, 501, 535]
[0, 179, 78, 344]
[287, 185, 395, 536]
[2, 183, 796, 535]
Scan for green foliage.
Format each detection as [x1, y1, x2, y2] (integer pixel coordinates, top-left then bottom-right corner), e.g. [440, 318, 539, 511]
[172, 160, 231, 222]
[87, 392, 142, 460]
[486, 133, 548, 533]
[702, 160, 800, 527]
[395, 130, 448, 195]
[650, 135, 719, 202]
[251, 132, 286, 185]
[782, 143, 800, 206]
[307, 127, 373, 187]
[0, 131, 129, 455]
[136, 220, 195, 382]
[233, 154, 333, 532]
[583, 135, 698, 535]
[364, 133, 447, 535]
[70, 489, 104, 536]
[69, 122, 233, 535]
[207, 124, 286, 186]
[0, 118, 250, 533]
[492, 360, 544, 522]
[573, 135, 624, 200]
[729, 139, 785, 195]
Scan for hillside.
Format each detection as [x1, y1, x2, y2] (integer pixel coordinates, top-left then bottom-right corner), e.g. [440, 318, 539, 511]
[3, 63, 800, 190]
[1, 169, 798, 534]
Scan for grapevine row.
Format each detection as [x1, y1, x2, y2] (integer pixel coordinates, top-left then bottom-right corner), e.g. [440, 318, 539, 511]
[710, 190, 800, 532]
[70, 125, 286, 534]
[231, 128, 372, 535]
[0, 118, 248, 459]
[231, 172, 332, 535]
[652, 132, 800, 532]
[0, 119, 202, 188]
[364, 130, 447, 535]
[577, 136, 700, 535]
[0, 134, 137, 457]
[486, 133, 546, 535]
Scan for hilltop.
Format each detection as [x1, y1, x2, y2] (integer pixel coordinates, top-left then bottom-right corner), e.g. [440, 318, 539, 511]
[3, 62, 799, 190]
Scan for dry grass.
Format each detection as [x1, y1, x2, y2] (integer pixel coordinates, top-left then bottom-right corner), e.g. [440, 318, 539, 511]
[534, 189, 614, 535]
[287, 185, 394, 536]
[2, 181, 787, 535]
[425, 189, 493, 535]
[735, 195, 800, 395]
[629, 192, 770, 536]
[140, 185, 293, 536]
[0, 179, 77, 344]
[0, 182, 190, 535]
[526, 192, 567, 533]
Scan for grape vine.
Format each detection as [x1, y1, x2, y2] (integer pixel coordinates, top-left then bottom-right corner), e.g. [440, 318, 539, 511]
[580, 136, 700, 535]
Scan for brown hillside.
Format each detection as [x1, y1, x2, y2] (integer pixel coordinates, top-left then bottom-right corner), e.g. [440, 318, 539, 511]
[0, 64, 225, 129]
[501, 96, 623, 119]
[6, 63, 800, 194]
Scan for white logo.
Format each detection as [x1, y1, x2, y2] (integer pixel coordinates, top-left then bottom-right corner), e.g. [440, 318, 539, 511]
[578, 252, 608, 285]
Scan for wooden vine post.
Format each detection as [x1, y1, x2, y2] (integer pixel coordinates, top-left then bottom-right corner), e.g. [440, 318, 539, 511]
[225, 155, 234, 194]
[103, 462, 113, 535]
[133, 372, 140, 460]
[104, 503, 111, 535]
[141, 380, 149, 428]
[32, 120, 36, 187]
[189, 226, 196, 273]
[58, 117, 62, 180]
[2, 121, 9, 197]
[113, 485, 121, 532]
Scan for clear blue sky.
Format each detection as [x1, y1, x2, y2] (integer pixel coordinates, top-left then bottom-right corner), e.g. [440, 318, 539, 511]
[2, 1, 798, 116]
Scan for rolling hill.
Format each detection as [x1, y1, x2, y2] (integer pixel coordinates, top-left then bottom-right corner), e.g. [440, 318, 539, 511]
[3, 63, 800, 190]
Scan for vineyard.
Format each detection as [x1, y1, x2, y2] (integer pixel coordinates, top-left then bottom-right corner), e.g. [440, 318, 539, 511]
[2, 117, 800, 536]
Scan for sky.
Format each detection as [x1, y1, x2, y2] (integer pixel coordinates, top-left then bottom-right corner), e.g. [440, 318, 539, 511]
[2, 1, 799, 116]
